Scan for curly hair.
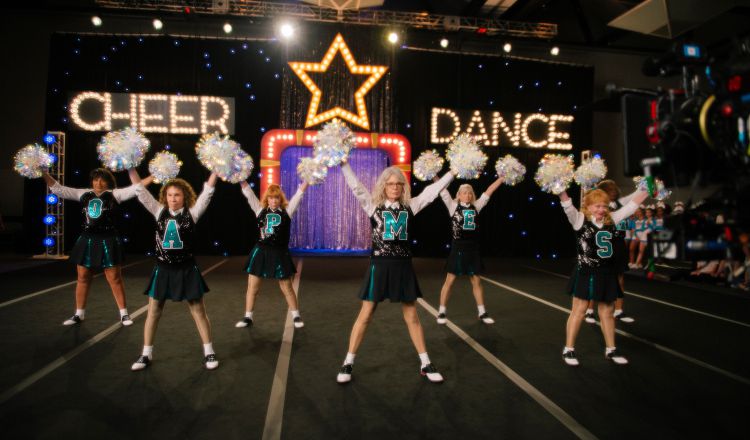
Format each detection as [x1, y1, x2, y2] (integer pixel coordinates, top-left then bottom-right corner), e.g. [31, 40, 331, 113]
[159, 178, 197, 208]
[261, 184, 289, 209]
[582, 189, 613, 225]
[373, 166, 411, 206]
[89, 168, 116, 189]
[452, 184, 476, 204]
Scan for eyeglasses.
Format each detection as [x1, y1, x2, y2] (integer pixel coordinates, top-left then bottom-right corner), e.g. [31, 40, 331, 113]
[385, 182, 405, 187]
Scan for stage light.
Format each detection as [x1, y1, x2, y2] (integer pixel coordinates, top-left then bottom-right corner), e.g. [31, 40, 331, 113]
[223, 23, 233, 34]
[550, 46, 560, 56]
[440, 38, 449, 48]
[503, 43, 512, 53]
[153, 19, 163, 30]
[44, 134, 56, 144]
[279, 22, 295, 39]
[43, 215, 56, 225]
[46, 194, 58, 205]
[48, 153, 57, 164]
[43, 237, 55, 247]
[387, 32, 398, 44]
[92, 16, 102, 27]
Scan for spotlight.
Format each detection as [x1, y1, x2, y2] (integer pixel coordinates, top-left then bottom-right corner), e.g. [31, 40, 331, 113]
[223, 22, 233, 34]
[46, 194, 58, 205]
[44, 134, 56, 144]
[387, 32, 398, 44]
[153, 19, 163, 30]
[91, 16, 102, 27]
[279, 22, 294, 39]
[503, 42, 512, 53]
[550, 46, 560, 56]
[43, 215, 56, 225]
[439, 38, 449, 48]
[43, 237, 56, 247]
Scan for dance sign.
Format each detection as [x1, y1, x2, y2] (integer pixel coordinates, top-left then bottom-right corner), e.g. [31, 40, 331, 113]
[68, 91, 235, 134]
[430, 107, 574, 150]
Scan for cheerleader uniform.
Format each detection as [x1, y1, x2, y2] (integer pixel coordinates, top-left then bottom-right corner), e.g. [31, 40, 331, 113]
[439, 190, 489, 275]
[609, 199, 631, 275]
[50, 183, 138, 269]
[341, 163, 453, 303]
[241, 185, 304, 279]
[561, 199, 639, 303]
[135, 183, 214, 301]
[634, 219, 651, 243]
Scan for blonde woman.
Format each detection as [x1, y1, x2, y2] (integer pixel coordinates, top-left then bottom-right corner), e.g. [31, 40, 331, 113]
[435, 177, 503, 325]
[335, 161, 453, 384]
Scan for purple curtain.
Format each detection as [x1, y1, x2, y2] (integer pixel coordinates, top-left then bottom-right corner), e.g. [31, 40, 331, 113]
[280, 147, 389, 252]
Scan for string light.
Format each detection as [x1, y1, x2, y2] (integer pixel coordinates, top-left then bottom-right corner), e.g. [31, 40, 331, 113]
[91, 16, 102, 27]
[153, 19, 163, 30]
[440, 38, 449, 48]
[223, 23, 233, 34]
[503, 42, 512, 53]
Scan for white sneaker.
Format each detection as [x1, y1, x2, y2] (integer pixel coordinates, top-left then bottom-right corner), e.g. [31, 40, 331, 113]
[420, 363, 444, 383]
[131, 355, 151, 371]
[436, 313, 447, 325]
[121, 315, 133, 326]
[63, 315, 83, 326]
[615, 312, 635, 323]
[293, 316, 305, 328]
[337, 364, 353, 383]
[235, 317, 253, 328]
[204, 354, 219, 370]
[563, 350, 579, 366]
[478, 313, 495, 324]
[606, 350, 629, 365]
[584, 312, 596, 324]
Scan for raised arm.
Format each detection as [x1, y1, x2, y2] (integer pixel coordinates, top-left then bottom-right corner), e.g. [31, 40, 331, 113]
[287, 182, 308, 218]
[128, 168, 162, 219]
[611, 190, 648, 224]
[341, 162, 376, 216]
[475, 177, 503, 212]
[618, 189, 638, 207]
[410, 172, 455, 215]
[43, 172, 86, 201]
[239, 181, 262, 216]
[439, 188, 457, 215]
[190, 173, 217, 221]
[558, 191, 584, 230]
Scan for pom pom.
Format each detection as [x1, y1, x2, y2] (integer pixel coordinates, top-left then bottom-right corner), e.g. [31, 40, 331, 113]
[494, 154, 526, 186]
[412, 150, 444, 181]
[634, 176, 671, 201]
[97, 127, 150, 171]
[534, 154, 574, 194]
[574, 157, 608, 188]
[148, 151, 182, 183]
[313, 120, 355, 167]
[297, 157, 328, 185]
[225, 149, 255, 184]
[446, 134, 488, 179]
[14, 144, 52, 178]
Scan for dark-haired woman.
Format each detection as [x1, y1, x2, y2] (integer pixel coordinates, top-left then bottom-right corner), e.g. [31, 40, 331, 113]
[42, 169, 151, 327]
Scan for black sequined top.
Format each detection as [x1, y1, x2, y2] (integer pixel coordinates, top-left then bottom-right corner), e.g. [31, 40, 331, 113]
[154, 208, 196, 264]
[371, 205, 413, 258]
[575, 220, 617, 269]
[450, 203, 480, 241]
[79, 191, 119, 234]
[257, 207, 291, 248]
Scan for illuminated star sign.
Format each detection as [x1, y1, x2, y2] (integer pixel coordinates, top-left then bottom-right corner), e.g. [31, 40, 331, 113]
[288, 33, 388, 130]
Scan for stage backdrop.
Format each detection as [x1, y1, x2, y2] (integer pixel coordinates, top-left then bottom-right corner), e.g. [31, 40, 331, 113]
[35, 25, 592, 259]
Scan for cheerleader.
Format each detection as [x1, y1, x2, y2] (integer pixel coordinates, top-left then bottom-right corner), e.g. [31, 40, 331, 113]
[335, 162, 453, 384]
[558, 188, 648, 366]
[42, 169, 149, 326]
[127, 169, 219, 371]
[435, 177, 503, 325]
[628, 206, 647, 269]
[234, 181, 309, 329]
[631, 205, 654, 269]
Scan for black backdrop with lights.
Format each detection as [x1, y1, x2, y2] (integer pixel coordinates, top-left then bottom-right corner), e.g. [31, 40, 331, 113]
[32, 26, 592, 259]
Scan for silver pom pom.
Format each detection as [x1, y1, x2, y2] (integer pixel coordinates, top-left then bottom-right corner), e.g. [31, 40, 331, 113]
[225, 149, 255, 184]
[313, 120, 355, 167]
[494, 154, 526, 186]
[446, 134, 488, 179]
[634, 176, 671, 201]
[148, 151, 182, 184]
[14, 144, 52, 179]
[196, 132, 254, 182]
[574, 157, 608, 188]
[97, 127, 151, 171]
[412, 150, 445, 181]
[534, 154, 575, 194]
[297, 157, 328, 185]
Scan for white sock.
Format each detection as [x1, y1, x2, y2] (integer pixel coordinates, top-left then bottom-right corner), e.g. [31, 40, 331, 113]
[477, 305, 486, 315]
[438, 305, 446, 314]
[290, 310, 301, 319]
[142, 345, 153, 359]
[245, 311, 253, 319]
[563, 346, 575, 354]
[76, 309, 85, 319]
[418, 352, 431, 368]
[606, 347, 616, 355]
[614, 309, 623, 316]
[344, 352, 356, 365]
[119, 308, 128, 317]
[585, 308, 594, 315]
[203, 343, 215, 356]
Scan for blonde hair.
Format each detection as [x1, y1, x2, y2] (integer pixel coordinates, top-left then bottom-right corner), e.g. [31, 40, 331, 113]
[453, 184, 476, 204]
[159, 178, 197, 208]
[582, 189, 613, 225]
[373, 166, 411, 206]
[261, 184, 289, 209]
